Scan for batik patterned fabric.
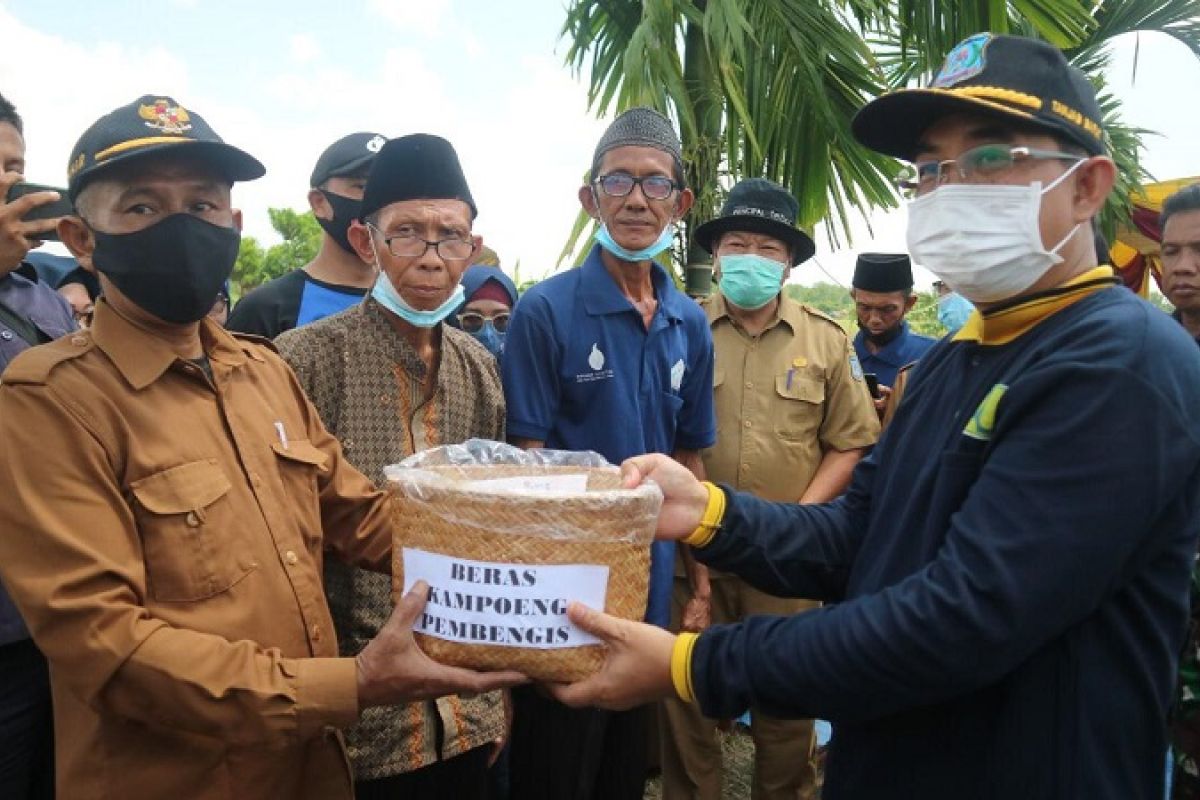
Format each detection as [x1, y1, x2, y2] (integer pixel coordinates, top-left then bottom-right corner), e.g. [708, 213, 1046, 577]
[277, 297, 506, 779]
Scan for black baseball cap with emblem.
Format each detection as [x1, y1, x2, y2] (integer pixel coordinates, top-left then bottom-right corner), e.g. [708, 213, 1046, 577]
[66, 95, 264, 201]
[694, 178, 816, 265]
[852, 33, 1105, 162]
[310, 132, 387, 188]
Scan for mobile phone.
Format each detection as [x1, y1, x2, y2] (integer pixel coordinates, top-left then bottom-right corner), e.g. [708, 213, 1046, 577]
[864, 372, 881, 399]
[6, 182, 73, 241]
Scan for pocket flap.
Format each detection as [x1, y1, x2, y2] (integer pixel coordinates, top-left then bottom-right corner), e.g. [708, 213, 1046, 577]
[131, 460, 232, 514]
[272, 439, 329, 470]
[775, 372, 825, 404]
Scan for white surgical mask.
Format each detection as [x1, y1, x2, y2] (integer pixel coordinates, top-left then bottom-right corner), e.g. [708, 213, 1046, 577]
[906, 160, 1084, 304]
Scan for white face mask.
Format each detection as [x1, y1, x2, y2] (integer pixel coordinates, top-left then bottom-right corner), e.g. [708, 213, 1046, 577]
[906, 160, 1084, 304]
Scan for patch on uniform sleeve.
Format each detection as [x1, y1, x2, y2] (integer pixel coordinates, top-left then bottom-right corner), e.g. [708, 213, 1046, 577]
[963, 383, 1008, 441]
[848, 354, 864, 381]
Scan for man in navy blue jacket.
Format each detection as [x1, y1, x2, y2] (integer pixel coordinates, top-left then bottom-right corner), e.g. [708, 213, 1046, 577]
[548, 34, 1200, 800]
[0, 91, 75, 800]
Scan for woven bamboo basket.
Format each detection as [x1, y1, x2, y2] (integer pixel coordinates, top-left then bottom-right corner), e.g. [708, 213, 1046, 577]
[388, 464, 661, 681]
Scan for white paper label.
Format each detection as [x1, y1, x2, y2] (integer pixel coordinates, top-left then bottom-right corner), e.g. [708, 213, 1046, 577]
[463, 474, 590, 494]
[402, 548, 609, 649]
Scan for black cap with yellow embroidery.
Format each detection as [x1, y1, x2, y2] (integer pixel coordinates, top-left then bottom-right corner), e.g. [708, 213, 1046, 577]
[66, 95, 265, 200]
[852, 33, 1104, 162]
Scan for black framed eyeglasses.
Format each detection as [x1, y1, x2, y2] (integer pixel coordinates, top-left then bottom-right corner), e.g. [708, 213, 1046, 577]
[593, 172, 678, 201]
[895, 144, 1085, 199]
[457, 312, 510, 334]
[368, 224, 475, 261]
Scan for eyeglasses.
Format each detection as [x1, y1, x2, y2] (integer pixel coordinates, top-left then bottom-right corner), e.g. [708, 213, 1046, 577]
[368, 224, 475, 261]
[896, 144, 1085, 199]
[458, 312, 510, 334]
[593, 172, 678, 201]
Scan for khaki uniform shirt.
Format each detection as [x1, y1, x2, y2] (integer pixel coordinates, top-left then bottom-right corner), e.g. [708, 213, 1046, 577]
[0, 301, 395, 800]
[277, 299, 505, 779]
[702, 293, 879, 501]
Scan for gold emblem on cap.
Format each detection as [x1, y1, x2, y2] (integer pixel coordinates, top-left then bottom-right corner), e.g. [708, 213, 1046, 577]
[138, 99, 192, 135]
[67, 152, 86, 178]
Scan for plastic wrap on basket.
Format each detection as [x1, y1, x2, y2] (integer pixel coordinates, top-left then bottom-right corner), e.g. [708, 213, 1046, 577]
[386, 439, 663, 681]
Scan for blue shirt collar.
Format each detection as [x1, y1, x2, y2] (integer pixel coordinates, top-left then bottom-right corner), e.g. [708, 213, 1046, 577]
[580, 244, 684, 323]
[855, 320, 913, 367]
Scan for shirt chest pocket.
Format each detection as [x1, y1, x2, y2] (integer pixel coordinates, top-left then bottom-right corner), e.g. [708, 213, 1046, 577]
[270, 440, 329, 549]
[774, 371, 825, 441]
[130, 460, 252, 603]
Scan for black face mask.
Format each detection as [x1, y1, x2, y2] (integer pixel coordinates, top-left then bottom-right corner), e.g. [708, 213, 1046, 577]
[316, 190, 363, 254]
[89, 213, 241, 324]
[858, 319, 905, 347]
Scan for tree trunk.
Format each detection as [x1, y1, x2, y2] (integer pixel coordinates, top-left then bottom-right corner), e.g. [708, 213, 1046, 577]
[682, 2, 722, 296]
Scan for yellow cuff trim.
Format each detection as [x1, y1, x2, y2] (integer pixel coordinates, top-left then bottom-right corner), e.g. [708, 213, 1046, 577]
[683, 482, 725, 547]
[671, 632, 699, 703]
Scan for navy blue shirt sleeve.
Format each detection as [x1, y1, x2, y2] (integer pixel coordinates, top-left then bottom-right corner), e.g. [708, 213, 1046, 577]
[226, 271, 304, 338]
[691, 357, 1200, 724]
[673, 314, 716, 451]
[697, 455, 875, 600]
[501, 290, 562, 442]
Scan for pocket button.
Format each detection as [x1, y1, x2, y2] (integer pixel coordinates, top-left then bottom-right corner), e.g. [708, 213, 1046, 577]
[284, 550, 299, 566]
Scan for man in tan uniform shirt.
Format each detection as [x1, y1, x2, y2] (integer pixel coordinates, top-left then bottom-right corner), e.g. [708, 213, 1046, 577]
[0, 96, 521, 800]
[660, 179, 879, 800]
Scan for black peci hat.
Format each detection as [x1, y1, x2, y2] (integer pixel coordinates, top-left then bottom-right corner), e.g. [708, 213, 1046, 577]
[693, 178, 815, 265]
[852, 253, 914, 293]
[852, 33, 1104, 162]
[67, 95, 264, 200]
[310, 132, 387, 187]
[359, 134, 477, 221]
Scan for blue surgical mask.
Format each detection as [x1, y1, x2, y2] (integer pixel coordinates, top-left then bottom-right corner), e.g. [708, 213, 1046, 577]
[937, 290, 974, 332]
[370, 271, 465, 328]
[471, 320, 506, 360]
[717, 253, 785, 310]
[594, 222, 675, 262]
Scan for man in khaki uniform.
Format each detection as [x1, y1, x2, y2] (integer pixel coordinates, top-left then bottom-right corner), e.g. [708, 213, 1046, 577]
[660, 179, 879, 800]
[0, 96, 522, 800]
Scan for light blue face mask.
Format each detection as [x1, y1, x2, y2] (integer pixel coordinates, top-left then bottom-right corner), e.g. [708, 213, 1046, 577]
[717, 253, 785, 310]
[371, 271, 465, 328]
[594, 222, 675, 263]
[937, 290, 974, 332]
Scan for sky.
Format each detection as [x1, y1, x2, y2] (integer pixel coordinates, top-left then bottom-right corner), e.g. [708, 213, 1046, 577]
[1, 0, 1198, 288]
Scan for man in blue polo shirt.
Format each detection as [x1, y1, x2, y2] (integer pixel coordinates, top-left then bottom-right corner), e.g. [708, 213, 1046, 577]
[502, 106, 715, 800]
[850, 252, 935, 408]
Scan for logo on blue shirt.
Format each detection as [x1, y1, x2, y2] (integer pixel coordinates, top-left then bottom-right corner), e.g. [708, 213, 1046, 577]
[577, 342, 614, 384]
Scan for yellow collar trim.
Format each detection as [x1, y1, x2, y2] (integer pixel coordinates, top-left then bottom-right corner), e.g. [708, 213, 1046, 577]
[952, 266, 1118, 346]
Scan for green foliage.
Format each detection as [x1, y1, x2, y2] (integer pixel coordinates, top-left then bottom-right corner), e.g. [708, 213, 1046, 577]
[782, 282, 853, 319]
[904, 290, 947, 337]
[232, 209, 324, 294]
[561, 0, 900, 276]
[560, 0, 1200, 282]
